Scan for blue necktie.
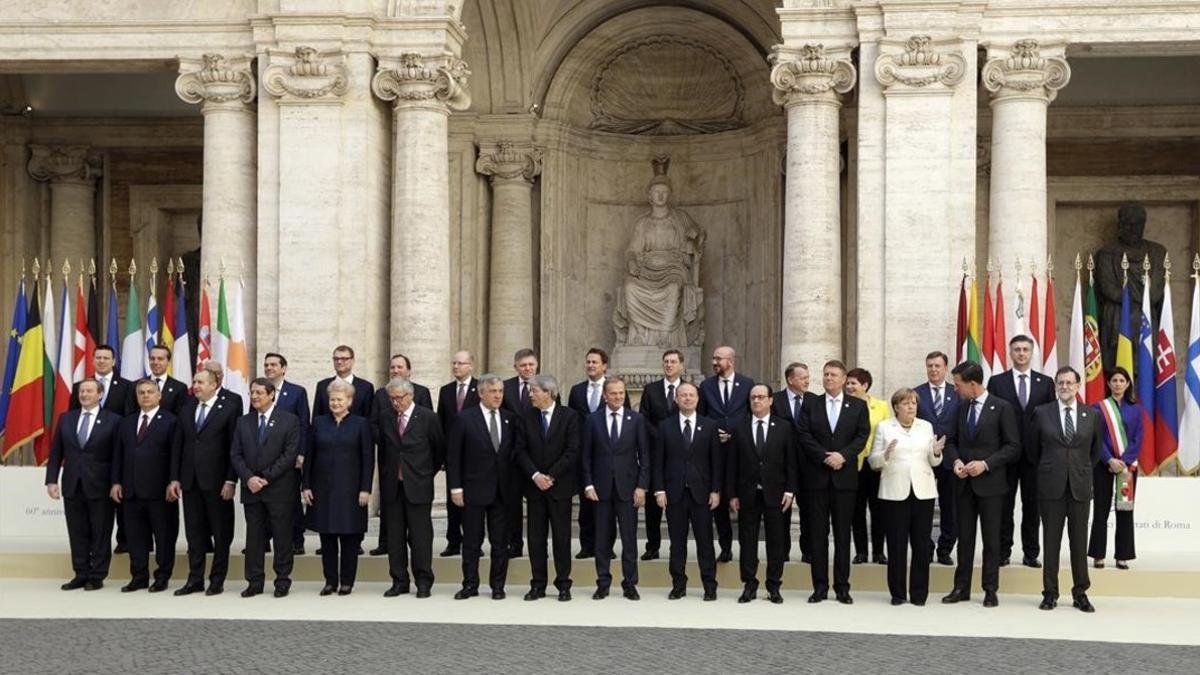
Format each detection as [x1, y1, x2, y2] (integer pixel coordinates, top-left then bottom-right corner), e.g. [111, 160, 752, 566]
[77, 412, 92, 447]
[609, 412, 620, 445]
[683, 418, 693, 444]
[257, 414, 268, 445]
[967, 401, 979, 437]
[933, 387, 944, 417]
[541, 410, 550, 437]
[196, 402, 209, 431]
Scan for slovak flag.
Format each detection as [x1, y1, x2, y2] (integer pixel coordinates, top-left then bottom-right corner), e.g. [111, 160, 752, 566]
[1153, 276, 1179, 469]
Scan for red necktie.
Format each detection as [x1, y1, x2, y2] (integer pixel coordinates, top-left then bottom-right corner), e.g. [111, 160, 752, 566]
[396, 412, 407, 480]
[137, 414, 149, 442]
[456, 383, 466, 411]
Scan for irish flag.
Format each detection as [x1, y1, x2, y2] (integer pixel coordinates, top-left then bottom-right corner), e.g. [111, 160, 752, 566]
[120, 278, 145, 381]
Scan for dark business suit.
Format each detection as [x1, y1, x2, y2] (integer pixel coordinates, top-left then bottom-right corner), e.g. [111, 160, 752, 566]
[638, 378, 681, 555]
[273, 380, 311, 548]
[447, 404, 521, 592]
[772, 389, 821, 560]
[171, 390, 240, 588]
[230, 407, 302, 591]
[377, 402, 444, 591]
[796, 393, 870, 596]
[944, 394, 1021, 595]
[147, 375, 188, 415]
[114, 409, 179, 586]
[654, 413, 721, 592]
[45, 407, 122, 583]
[1029, 401, 1101, 601]
[313, 375, 375, 419]
[988, 369, 1054, 561]
[727, 414, 798, 593]
[304, 414, 374, 587]
[698, 372, 753, 555]
[568, 377, 629, 556]
[72, 374, 135, 548]
[500, 376, 538, 555]
[369, 383, 432, 551]
[515, 405, 580, 593]
[437, 377, 479, 550]
[583, 406, 650, 591]
[915, 381, 960, 558]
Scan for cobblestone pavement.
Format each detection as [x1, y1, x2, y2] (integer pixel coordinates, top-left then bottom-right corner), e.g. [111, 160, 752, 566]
[2, 619, 1196, 674]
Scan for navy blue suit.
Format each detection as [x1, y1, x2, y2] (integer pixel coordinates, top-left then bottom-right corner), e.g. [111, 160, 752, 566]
[45, 407, 122, 583]
[915, 381, 960, 558]
[230, 408, 302, 591]
[988, 369, 1055, 562]
[114, 409, 180, 587]
[653, 413, 722, 591]
[772, 389, 821, 560]
[582, 407, 649, 591]
[313, 375, 375, 419]
[697, 372, 753, 554]
[568, 377, 629, 557]
[272, 379, 310, 547]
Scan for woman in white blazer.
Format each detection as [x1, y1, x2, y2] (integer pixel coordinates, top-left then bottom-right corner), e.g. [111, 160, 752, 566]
[868, 387, 945, 606]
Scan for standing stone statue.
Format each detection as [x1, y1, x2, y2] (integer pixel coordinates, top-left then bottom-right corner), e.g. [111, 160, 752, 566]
[613, 155, 706, 349]
[1093, 204, 1167, 370]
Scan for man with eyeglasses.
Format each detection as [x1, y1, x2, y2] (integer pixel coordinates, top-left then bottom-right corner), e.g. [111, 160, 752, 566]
[314, 345, 375, 419]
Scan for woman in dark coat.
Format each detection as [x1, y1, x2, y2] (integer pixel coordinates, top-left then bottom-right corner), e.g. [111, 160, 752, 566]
[303, 380, 374, 595]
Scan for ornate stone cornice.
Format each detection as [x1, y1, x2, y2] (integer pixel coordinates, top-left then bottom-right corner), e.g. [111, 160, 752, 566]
[982, 39, 1071, 104]
[769, 44, 856, 107]
[372, 53, 471, 112]
[475, 142, 543, 184]
[874, 36, 967, 91]
[263, 47, 349, 102]
[176, 54, 256, 110]
[27, 145, 101, 185]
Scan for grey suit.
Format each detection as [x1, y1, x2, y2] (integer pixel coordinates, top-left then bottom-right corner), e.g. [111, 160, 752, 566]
[1029, 401, 1101, 600]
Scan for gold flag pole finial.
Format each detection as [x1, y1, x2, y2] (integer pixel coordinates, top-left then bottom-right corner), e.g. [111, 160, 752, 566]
[1031, 256, 1039, 278]
[1046, 254, 1054, 279]
[176, 257, 185, 279]
[219, 258, 226, 280]
[1164, 252, 1172, 281]
[986, 258, 995, 275]
[128, 258, 138, 278]
[150, 256, 159, 278]
[1087, 252, 1096, 285]
[21, 257, 26, 280]
[61, 258, 71, 281]
[88, 258, 97, 279]
[1120, 253, 1129, 285]
[961, 257, 968, 275]
[166, 258, 175, 276]
[109, 258, 119, 287]
[1192, 253, 1200, 280]
[1142, 255, 1151, 284]
[1073, 252, 1082, 274]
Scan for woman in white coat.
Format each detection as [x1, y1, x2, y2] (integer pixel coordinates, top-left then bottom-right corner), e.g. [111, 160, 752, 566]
[868, 387, 945, 606]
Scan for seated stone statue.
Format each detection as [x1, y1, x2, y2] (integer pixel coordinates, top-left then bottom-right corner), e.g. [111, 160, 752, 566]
[1094, 203, 1166, 369]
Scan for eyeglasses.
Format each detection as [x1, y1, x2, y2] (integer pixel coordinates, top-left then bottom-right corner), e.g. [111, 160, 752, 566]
[749, 394, 770, 401]
[332, 356, 352, 362]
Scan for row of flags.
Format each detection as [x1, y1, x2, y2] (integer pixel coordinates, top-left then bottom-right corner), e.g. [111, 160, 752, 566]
[0, 258, 251, 464]
[957, 253, 1200, 475]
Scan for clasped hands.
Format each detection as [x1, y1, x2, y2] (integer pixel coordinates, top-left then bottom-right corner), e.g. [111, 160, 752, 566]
[953, 459, 986, 478]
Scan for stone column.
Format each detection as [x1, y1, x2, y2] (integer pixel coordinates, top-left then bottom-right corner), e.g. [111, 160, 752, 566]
[27, 145, 102, 268]
[373, 53, 470, 385]
[175, 54, 257, 350]
[983, 40, 1070, 273]
[476, 141, 542, 371]
[770, 45, 856, 369]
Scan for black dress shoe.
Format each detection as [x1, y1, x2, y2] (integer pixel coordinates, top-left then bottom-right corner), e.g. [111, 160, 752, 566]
[836, 592, 854, 605]
[937, 553, 954, 566]
[668, 588, 686, 600]
[941, 589, 970, 604]
[1022, 556, 1042, 568]
[1072, 595, 1095, 613]
[416, 588, 431, 599]
[293, 545, 305, 556]
[623, 587, 640, 601]
[558, 589, 571, 602]
[321, 584, 336, 596]
[205, 585, 224, 596]
[369, 545, 387, 556]
[641, 549, 659, 561]
[873, 554, 888, 565]
[703, 588, 717, 602]
[912, 598, 926, 606]
[738, 587, 756, 604]
[440, 545, 461, 557]
[491, 590, 506, 600]
[274, 588, 289, 598]
[61, 578, 87, 591]
[807, 591, 826, 604]
[83, 580, 103, 591]
[575, 549, 595, 560]
[173, 584, 204, 596]
[999, 557, 1011, 567]
[149, 580, 169, 593]
[453, 588, 478, 600]
[983, 591, 998, 607]
[241, 587, 263, 598]
[338, 586, 353, 596]
[592, 587, 609, 600]
[768, 590, 783, 604]
[891, 597, 905, 606]
[121, 581, 149, 593]
[524, 589, 545, 601]
[508, 545, 524, 558]
[717, 549, 733, 563]
[852, 554, 867, 564]
[1115, 561, 1129, 570]
[384, 583, 410, 597]
[114, 543, 128, 554]
[1039, 594, 1056, 610]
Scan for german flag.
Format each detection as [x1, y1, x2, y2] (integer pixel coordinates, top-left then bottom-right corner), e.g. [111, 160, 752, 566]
[1, 283, 45, 460]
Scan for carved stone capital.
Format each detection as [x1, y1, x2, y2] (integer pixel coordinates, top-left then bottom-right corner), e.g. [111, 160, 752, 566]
[982, 40, 1071, 104]
[874, 36, 967, 91]
[263, 47, 349, 102]
[176, 54, 256, 111]
[476, 142, 543, 184]
[28, 145, 102, 185]
[372, 53, 471, 112]
[769, 44, 856, 107]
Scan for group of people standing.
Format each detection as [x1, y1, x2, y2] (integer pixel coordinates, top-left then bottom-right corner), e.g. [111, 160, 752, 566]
[42, 336, 1141, 610]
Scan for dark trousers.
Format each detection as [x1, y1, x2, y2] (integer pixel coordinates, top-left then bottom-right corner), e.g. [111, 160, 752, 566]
[291, 468, 306, 547]
[804, 488, 855, 594]
[666, 496, 716, 591]
[318, 533, 363, 587]
[712, 495, 733, 553]
[124, 496, 178, 585]
[63, 496, 115, 582]
[883, 491, 934, 603]
[1088, 463, 1136, 561]
[737, 490, 788, 591]
[934, 467, 958, 557]
[445, 483, 463, 548]
[594, 496, 639, 589]
[384, 482, 434, 590]
[954, 488, 1003, 593]
[853, 463, 885, 557]
[461, 501, 509, 592]
[644, 496, 663, 552]
[182, 488, 234, 587]
[115, 502, 128, 547]
[506, 495, 524, 552]
[577, 489, 616, 555]
[528, 492, 572, 592]
[791, 503, 805, 559]
[1041, 489, 1091, 599]
[244, 499, 294, 590]
[1002, 460, 1040, 560]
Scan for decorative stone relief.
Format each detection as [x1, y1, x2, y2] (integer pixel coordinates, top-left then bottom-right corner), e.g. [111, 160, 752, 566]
[263, 47, 350, 101]
[475, 141, 543, 184]
[372, 52, 471, 110]
[175, 53, 256, 108]
[769, 44, 856, 106]
[874, 35, 967, 89]
[589, 35, 745, 135]
[27, 145, 101, 184]
[982, 39, 1071, 103]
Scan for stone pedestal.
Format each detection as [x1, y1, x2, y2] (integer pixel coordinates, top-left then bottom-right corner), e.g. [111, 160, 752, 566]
[27, 145, 101, 270]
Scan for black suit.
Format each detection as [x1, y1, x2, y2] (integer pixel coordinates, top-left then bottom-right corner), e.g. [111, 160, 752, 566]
[727, 414, 798, 593]
[796, 394, 870, 596]
[654, 413, 721, 591]
[369, 383, 432, 551]
[273, 380, 310, 548]
[437, 378, 479, 549]
[515, 405, 580, 593]
[72, 373, 135, 547]
[698, 372, 754, 554]
[583, 407, 649, 591]
[915, 381, 961, 558]
[447, 404, 521, 592]
[944, 394, 1021, 595]
[230, 407, 302, 591]
[114, 409, 179, 586]
[988, 369, 1055, 561]
[45, 407, 122, 583]
[772, 389, 821, 560]
[147, 375, 188, 415]
[171, 391, 240, 588]
[376, 403, 444, 591]
[1029, 401, 1101, 601]
[638, 378, 681, 555]
[313, 375, 375, 419]
[568, 377, 629, 556]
